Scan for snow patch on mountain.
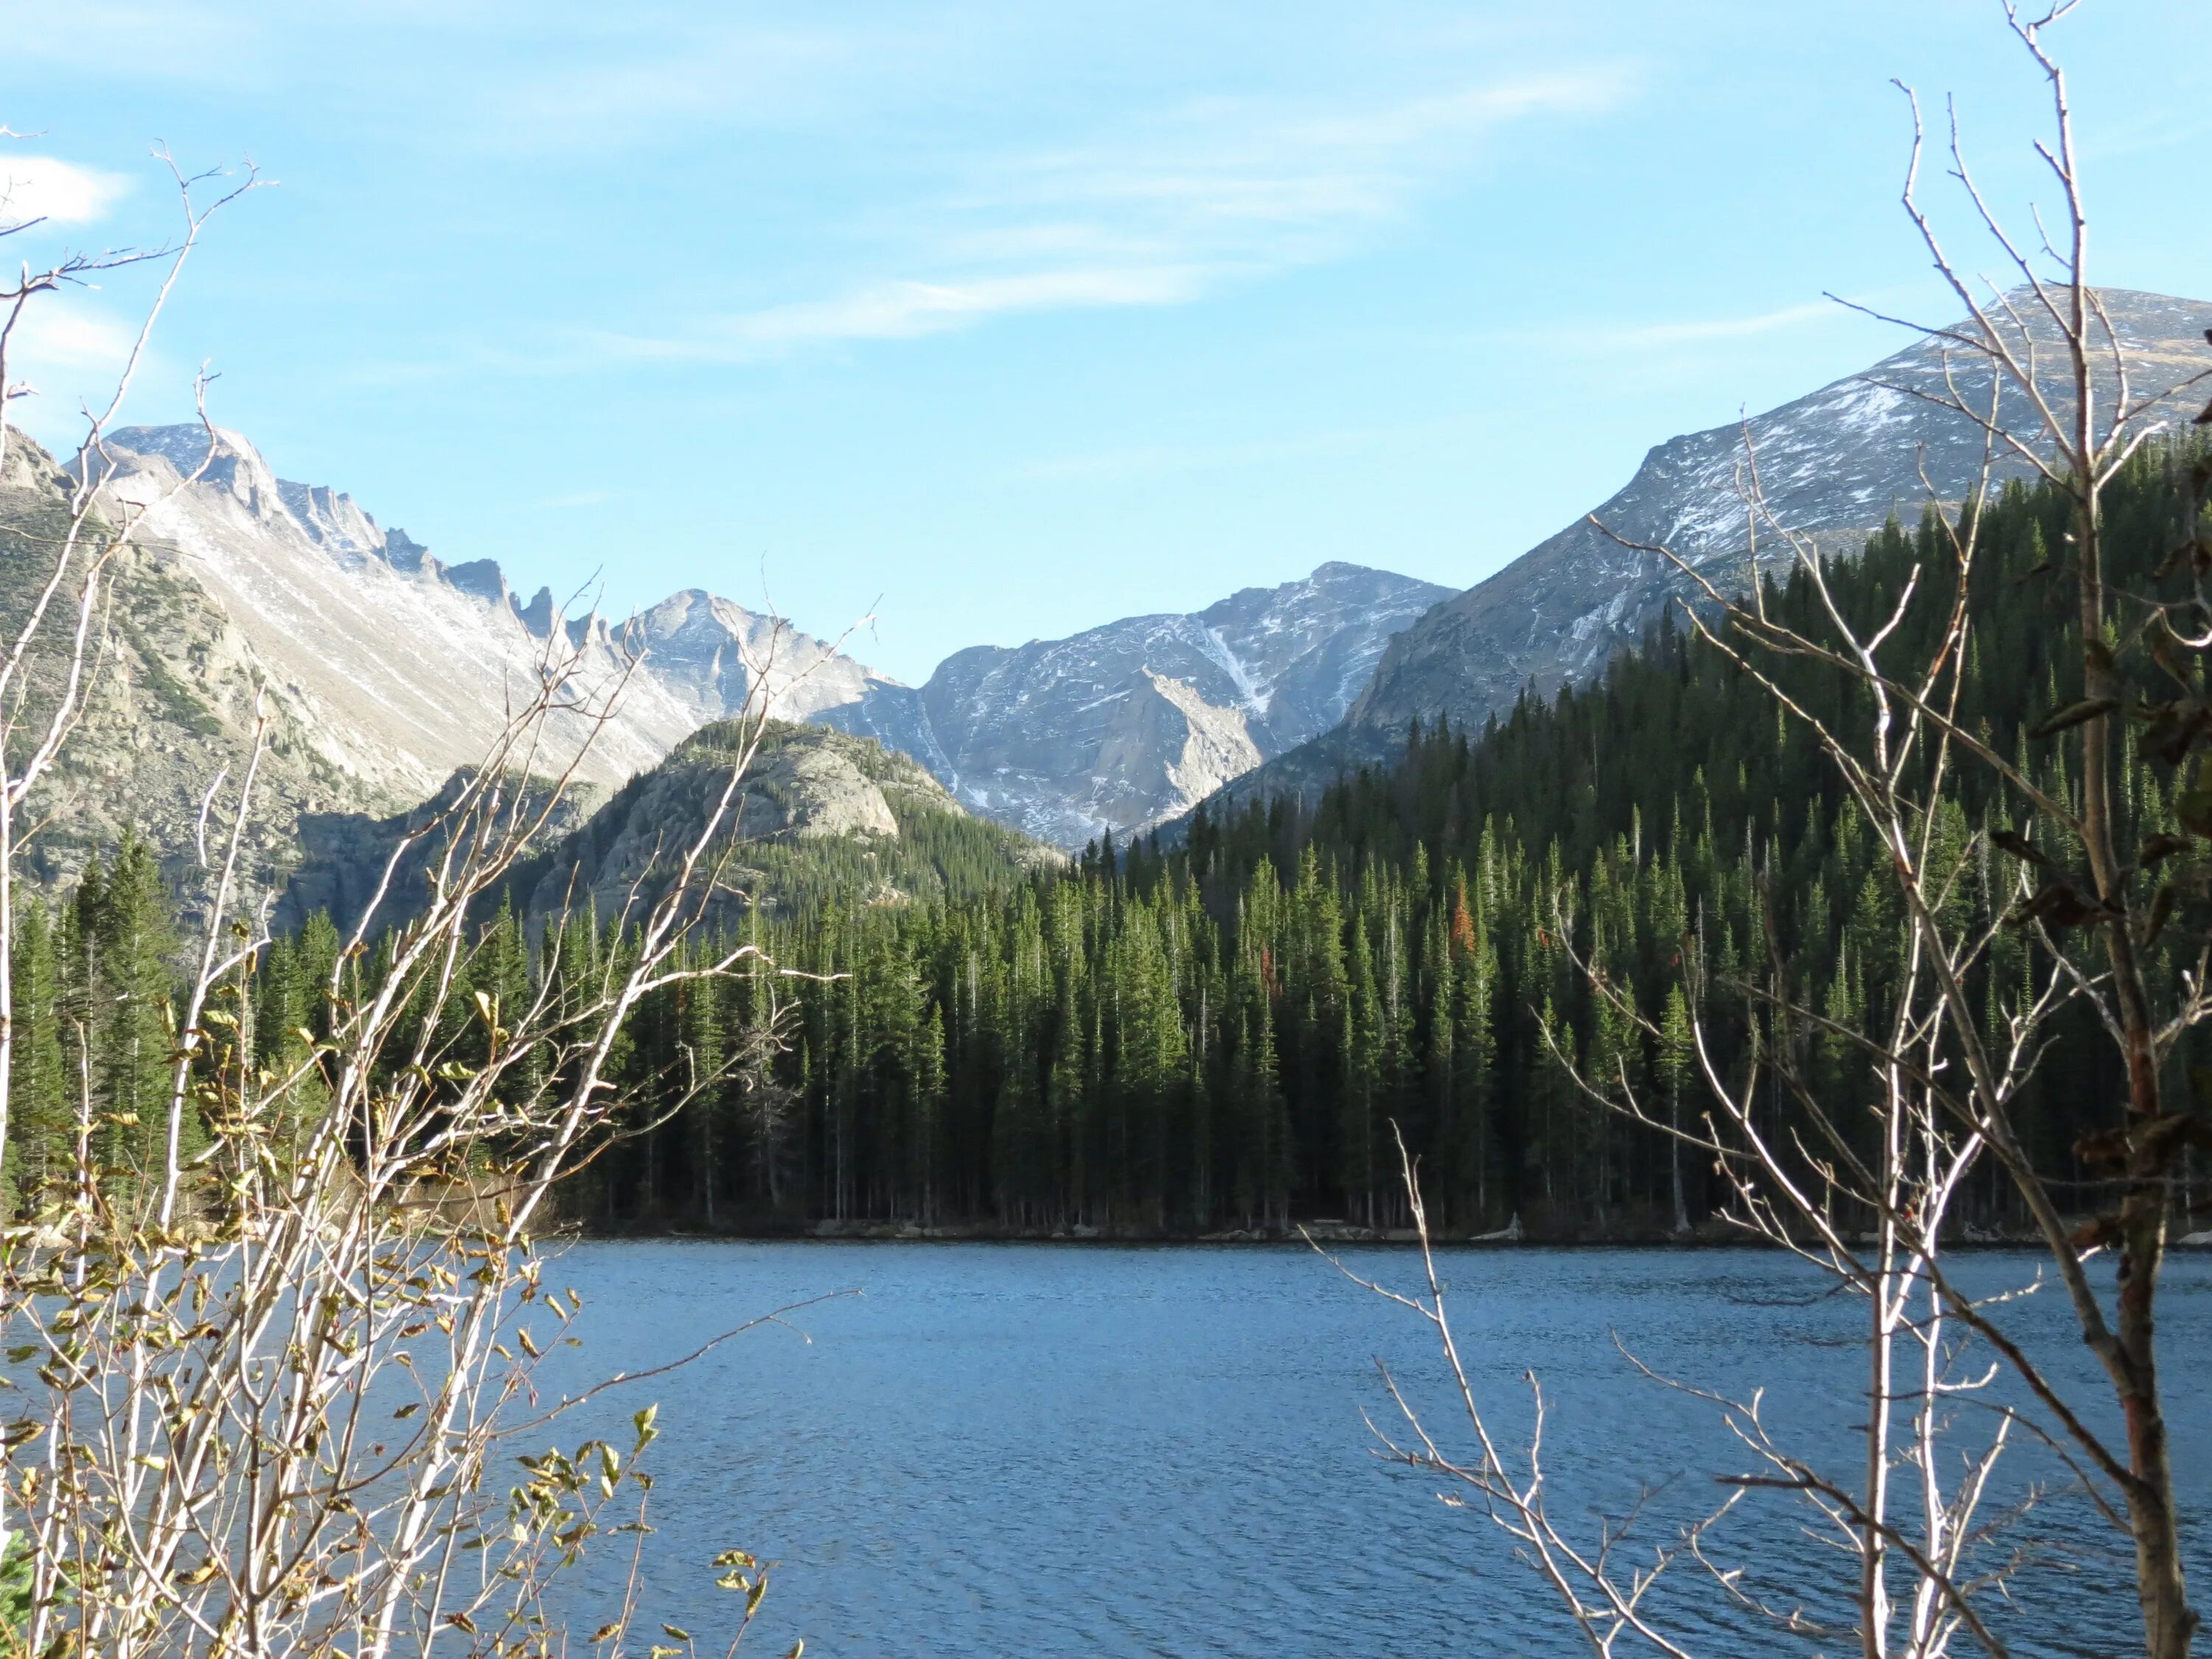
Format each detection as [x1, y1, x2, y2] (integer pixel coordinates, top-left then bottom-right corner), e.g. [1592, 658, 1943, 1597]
[1351, 288, 2212, 742]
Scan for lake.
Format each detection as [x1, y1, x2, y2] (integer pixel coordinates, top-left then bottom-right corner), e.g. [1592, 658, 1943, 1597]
[535, 1243, 2212, 1658]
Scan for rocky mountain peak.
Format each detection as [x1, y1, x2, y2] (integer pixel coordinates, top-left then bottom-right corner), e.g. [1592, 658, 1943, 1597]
[1348, 286, 2212, 740]
[14, 415, 1485, 882]
[102, 425, 447, 584]
[818, 560, 1453, 848]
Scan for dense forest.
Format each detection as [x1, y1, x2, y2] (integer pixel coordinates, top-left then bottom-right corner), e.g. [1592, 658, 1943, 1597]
[10, 448, 2211, 1238]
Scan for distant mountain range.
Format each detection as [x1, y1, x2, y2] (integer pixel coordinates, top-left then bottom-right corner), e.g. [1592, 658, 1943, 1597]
[0, 422, 1444, 897]
[10, 286, 2208, 903]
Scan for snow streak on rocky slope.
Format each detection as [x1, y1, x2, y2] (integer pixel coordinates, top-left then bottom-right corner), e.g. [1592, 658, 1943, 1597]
[1349, 288, 2212, 740]
[821, 563, 1453, 848]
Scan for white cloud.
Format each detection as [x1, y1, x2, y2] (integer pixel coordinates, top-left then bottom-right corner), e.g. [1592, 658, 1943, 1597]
[0, 155, 131, 228]
[10, 304, 139, 370]
[599, 267, 1204, 361]
[757, 267, 1200, 347]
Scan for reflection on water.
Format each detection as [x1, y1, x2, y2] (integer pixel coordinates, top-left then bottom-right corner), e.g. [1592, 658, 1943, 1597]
[532, 1244, 2211, 1658]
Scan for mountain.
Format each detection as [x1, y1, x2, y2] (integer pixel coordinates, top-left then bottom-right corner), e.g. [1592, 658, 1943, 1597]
[1350, 288, 2212, 741]
[1, 423, 920, 895]
[624, 588, 909, 732]
[1, 432, 358, 898]
[85, 425, 903, 798]
[502, 719, 1060, 928]
[8, 422, 1446, 890]
[821, 563, 1453, 849]
[1187, 289, 2212, 826]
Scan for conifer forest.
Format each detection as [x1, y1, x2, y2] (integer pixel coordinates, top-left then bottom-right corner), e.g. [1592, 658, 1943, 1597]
[13, 451, 2209, 1241]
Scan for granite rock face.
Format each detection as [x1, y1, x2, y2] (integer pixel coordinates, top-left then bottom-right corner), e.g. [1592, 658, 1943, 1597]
[4, 425, 929, 899]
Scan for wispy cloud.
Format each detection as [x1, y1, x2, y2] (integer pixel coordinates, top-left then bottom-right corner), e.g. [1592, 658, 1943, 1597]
[1503, 291, 1941, 363]
[0, 155, 131, 228]
[614, 67, 1635, 361]
[1514, 299, 1896, 358]
[9, 304, 140, 370]
[474, 21, 933, 143]
[606, 267, 1209, 361]
[3, 4, 263, 85]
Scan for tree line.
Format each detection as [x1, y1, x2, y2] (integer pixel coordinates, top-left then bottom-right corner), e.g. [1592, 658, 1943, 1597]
[8, 448, 2208, 1238]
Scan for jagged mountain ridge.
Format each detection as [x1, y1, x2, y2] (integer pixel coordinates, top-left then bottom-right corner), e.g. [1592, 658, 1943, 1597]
[8, 422, 1446, 894]
[1194, 288, 2212, 825]
[0, 422, 926, 894]
[91, 425, 884, 799]
[819, 562, 1453, 847]
[1352, 288, 2212, 739]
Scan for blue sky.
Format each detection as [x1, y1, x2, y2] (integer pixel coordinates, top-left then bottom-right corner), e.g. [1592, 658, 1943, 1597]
[5, 1, 2209, 685]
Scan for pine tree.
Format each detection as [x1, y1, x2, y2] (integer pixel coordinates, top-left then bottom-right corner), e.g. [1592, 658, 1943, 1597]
[83, 833, 181, 1192]
[6, 900, 71, 1211]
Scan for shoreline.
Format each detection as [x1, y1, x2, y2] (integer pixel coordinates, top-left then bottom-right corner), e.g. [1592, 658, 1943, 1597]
[546, 1217, 2146, 1249]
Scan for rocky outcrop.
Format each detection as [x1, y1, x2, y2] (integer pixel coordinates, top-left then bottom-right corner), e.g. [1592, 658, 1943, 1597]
[507, 720, 1058, 925]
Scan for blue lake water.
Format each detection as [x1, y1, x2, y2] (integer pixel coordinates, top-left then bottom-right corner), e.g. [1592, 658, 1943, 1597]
[535, 1243, 2212, 1658]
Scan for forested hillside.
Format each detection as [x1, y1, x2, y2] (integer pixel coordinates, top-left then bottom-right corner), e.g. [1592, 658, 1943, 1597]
[544, 442, 2212, 1237]
[10, 449, 2209, 1238]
